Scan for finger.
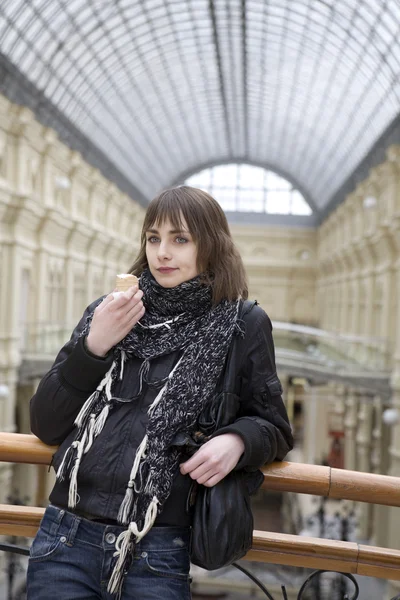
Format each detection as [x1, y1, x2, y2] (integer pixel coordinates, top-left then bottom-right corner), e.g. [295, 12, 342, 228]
[180, 452, 205, 475]
[185, 461, 214, 481]
[125, 285, 139, 299]
[133, 305, 146, 324]
[120, 288, 143, 305]
[104, 288, 122, 302]
[196, 468, 219, 485]
[97, 292, 116, 311]
[112, 286, 140, 305]
[112, 291, 124, 300]
[126, 300, 145, 321]
[203, 473, 224, 487]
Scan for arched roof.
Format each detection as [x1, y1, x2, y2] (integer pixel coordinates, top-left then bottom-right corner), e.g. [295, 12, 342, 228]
[1, 0, 400, 214]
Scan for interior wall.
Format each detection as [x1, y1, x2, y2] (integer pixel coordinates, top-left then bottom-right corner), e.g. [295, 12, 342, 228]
[0, 93, 145, 541]
[230, 224, 318, 325]
[318, 148, 400, 361]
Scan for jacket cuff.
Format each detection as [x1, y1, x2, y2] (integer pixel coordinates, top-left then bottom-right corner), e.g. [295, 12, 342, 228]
[59, 336, 114, 393]
[211, 417, 266, 471]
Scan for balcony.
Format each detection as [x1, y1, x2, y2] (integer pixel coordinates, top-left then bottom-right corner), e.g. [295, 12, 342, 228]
[18, 320, 392, 394]
[0, 433, 399, 599]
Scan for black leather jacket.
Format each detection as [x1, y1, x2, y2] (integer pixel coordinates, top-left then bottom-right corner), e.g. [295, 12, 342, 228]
[30, 299, 293, 526]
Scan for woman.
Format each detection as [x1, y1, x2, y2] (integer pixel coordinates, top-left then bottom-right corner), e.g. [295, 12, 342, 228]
[27, 186, 293, 599]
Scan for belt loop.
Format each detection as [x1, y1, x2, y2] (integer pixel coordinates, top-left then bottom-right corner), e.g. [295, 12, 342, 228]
[66, 514, 81, 547]
[49, 506, 65, 537]
[56, 506, 65, 523]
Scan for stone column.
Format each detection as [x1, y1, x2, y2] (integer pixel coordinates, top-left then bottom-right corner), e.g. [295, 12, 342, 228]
[331, 384, 346, 433]
[303, 385, 318, 465]
[303, 385, 331, 465]
[370, 395, 390, 548]
[362, 268, 375, 363]
[338, 270, 347, 334]
[12, 382, 39, 507]
[371, 396, 383, 474]
[380, 263, 394, 369]
[343, 390, 358, 471]
[355, 394, 373, 540]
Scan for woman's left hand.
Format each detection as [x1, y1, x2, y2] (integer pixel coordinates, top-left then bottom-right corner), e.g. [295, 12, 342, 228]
[179, 433, 245, 487]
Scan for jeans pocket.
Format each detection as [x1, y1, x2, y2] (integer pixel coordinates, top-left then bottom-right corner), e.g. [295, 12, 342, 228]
[143, 548, 190, 581]
[29, 526, 66, 563]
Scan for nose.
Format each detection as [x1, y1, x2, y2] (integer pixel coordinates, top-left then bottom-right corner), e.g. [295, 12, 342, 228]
[157, 240, 171, 261]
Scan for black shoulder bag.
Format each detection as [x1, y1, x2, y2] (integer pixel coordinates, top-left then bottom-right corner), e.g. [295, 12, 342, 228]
[185, 300, 257, 570]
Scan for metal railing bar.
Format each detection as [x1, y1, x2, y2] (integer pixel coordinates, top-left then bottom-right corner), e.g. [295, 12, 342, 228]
[0, 542, 29, 557]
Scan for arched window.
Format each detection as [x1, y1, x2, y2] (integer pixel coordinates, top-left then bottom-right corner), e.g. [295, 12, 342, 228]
[186, 164, 312, 215]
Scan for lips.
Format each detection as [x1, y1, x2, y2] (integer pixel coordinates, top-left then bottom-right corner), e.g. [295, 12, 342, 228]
[158, 267, 177, 273]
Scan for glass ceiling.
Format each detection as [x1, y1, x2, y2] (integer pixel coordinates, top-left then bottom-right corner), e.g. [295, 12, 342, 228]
[186, 164, 312, 214]
[1, 0, 400, 212]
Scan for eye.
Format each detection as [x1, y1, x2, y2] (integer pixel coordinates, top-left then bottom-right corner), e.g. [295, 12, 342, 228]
[147, 236, 159, 243]
[175, 236, 188, 244]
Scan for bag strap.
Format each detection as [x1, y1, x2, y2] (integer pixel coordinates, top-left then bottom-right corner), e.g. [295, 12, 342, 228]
[220, 298, 257, 390]
[240, 298, 258, 319]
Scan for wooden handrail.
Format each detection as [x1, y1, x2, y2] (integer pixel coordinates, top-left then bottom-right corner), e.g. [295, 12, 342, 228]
[2, 433, 400, 508]
[0, 433, 57, 465]
[249, 531, 400, 580]
[0, 505, 399, 580]
[261, 461, 400, 507]
[0, 433, 400, 580]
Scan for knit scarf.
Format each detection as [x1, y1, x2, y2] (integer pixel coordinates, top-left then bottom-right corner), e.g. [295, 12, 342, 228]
[55, 269, 240, 597]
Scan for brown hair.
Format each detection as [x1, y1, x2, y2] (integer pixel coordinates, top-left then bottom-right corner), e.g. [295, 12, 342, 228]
[129, 186, 248, 305]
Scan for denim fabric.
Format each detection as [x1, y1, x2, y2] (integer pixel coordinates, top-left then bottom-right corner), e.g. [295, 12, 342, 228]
[27, 505, 192, 600]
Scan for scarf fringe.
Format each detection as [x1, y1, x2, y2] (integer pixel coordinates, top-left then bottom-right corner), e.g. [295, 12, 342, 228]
[147, 353, 184, 416]
[107, 529, 133, 597]
[84, 414, 96, 454]
[56, 441, 77, 482]
[93, 404, 110, 438]
[74, 390, 98, 429]
[138, 313, 184, 330]
[144, 471, 154, 495]
[74, 360, 116, 429]
[108, 497, 159, 597]
[118, 434, 148, 524]
[68, 431, 87, 508]
[139, 357, 150, 381]
[131, 496, 159, 541]
[59, 361, 118, 490]
[120, 351, 127, 380]
[105, 361, 117, 400]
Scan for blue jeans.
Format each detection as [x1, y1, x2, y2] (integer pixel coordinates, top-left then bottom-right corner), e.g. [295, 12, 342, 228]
[27, 504, 192, 599]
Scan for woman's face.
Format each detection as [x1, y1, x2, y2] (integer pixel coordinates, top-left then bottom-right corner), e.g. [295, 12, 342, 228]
[145, 216, 199, 288]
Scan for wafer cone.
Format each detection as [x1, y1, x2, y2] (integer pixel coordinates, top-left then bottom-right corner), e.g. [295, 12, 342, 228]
[115, 273, 138, 292]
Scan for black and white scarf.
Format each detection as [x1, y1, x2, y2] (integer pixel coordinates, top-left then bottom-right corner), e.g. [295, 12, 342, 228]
[55, 269, 240, 596]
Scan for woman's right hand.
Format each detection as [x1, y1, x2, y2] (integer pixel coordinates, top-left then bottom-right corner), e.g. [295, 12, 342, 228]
[85, 285, 145, 357]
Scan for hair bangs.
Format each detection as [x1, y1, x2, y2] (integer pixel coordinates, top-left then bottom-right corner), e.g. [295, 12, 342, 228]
[145, 189, 189, 235]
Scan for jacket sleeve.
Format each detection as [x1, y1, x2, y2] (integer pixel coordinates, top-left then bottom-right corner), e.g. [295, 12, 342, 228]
[30, 299, 114, 446]
[213, 304, 294, 470]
